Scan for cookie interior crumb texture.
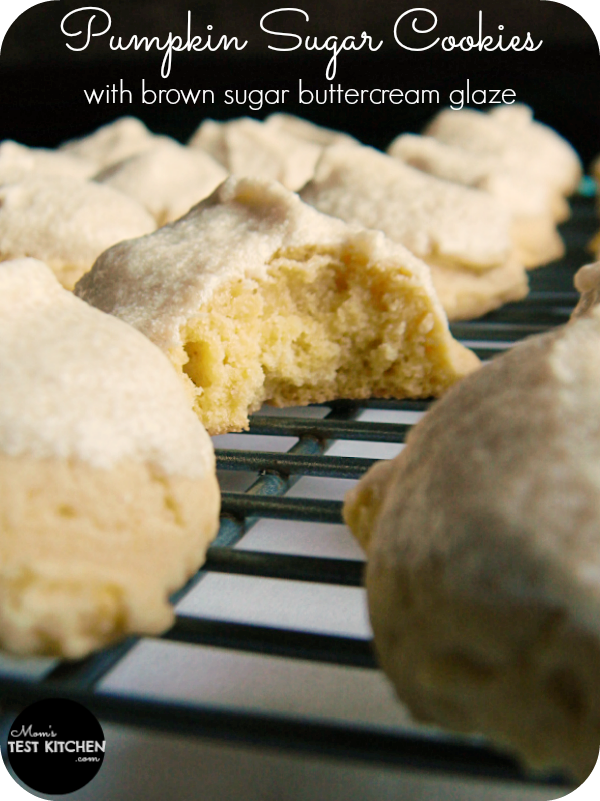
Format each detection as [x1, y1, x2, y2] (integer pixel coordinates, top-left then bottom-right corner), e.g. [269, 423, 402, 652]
[76, 176, 479, 435]
[0, 258, 220, 658]
[178, 246, 474, 433]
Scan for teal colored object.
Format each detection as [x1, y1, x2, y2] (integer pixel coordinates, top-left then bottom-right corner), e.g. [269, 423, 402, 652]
[578, 175, 596, 197]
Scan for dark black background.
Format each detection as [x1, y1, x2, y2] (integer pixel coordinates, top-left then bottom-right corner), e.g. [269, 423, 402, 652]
[0, 0, 598, 164]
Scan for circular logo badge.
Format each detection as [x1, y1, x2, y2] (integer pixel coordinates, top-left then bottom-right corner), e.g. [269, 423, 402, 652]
[6, 698, 105, 795]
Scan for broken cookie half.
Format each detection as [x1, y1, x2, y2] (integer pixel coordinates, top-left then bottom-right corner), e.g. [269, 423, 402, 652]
[76, 177, 479, 435]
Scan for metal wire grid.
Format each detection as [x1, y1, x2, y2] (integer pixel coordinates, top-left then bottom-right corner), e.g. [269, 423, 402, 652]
[0, 195, 593, 793]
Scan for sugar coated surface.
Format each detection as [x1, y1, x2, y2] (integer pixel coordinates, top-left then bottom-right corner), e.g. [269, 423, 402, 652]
[76, 176, 444, 353]
[0, 258, 214, 476]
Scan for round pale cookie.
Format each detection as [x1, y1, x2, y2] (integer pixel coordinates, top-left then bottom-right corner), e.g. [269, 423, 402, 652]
[572, 261, 600, 320]
[95, 138, 228, 225]
[301, 144, 528, 320]
[76, 176, 479, 435]
[264, 113, 359, 148]
[425, 104, 582, 204]
[0, 175, 156, 289]
[387, 133, 565, 268]
[189, 117, 321, 192]
[344, 267, 600, 781]
[59, 117, 165, 170]
[301, 144, 513, 271]
[0, 258, 220, 659]
[428, 259, 528, 321]
[0, 140, 96, 184]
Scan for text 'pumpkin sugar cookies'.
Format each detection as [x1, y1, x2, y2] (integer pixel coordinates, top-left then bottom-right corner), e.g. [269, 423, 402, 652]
[76, 176, 479, 435]
[301, 144, 528, 320]
[0, 176, 156, 290]
[0, 259, 220, 659]
[344, 264, 600, 781]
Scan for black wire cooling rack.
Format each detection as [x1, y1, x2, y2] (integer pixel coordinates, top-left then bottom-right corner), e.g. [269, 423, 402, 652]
[0, 192, 596, 794]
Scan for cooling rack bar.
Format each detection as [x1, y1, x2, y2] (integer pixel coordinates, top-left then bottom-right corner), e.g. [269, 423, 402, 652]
[481, 303, 573, 325]
[43, 637, 142, 690]
[219, 493, 345, 526]
[0, 677, 571, 790]
[328, 398, 433, 413]
[216, 450, 376, 479]
[248, 417, 410, 442]
[220, 493, 344, 524]
[204, 548, 363, 586]
[450, 321, 555, 341]
[164, 616, 376, 668]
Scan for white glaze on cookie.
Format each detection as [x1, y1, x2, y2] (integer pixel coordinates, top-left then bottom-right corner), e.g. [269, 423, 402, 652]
[96, 138, 228, 224]
[0, 140, 96, 184]
[425, 104, 582, 197]
[0, 258, 214, 477]
[189, 117, 321, 191]
[301, 143, 513, 270]
[76, 176, 480, 434]
[0, 176, 156, 288]
[59, 117, 165, 169]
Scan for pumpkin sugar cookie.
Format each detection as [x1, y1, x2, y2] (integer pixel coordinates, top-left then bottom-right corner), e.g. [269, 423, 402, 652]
[425, 104, 582, 221]
[76, 176, 479, 435]
[59, 116, 165, 171]
[388, 133, 565, 268]
[0, 140, 96, 184]
[344, 262, 600, 782]
[0, 258, 220, 659]
[264, 113, 359, 148]
[189, 116, 321, 192]
[95, 138, 228, 225]
[0, 176, 156, 289]
[301, 144, 528, 320]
